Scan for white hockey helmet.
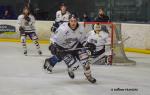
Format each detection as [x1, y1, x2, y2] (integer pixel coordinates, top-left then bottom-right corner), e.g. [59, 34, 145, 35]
[94, 24, 101, 31]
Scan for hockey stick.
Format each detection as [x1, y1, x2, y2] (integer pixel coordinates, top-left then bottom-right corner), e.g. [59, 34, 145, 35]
[63, 36, 130, 52]
[59, 47, 89, 53]
[104, 36, 130, 46]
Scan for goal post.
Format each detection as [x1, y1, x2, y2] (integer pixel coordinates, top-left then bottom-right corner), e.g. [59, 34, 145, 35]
[82, 22, 136, 66]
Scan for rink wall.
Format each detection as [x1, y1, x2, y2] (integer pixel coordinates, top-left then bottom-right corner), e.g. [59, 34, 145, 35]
[121, 23, 150, 51]
[0, 20, 52, 40]
[0, 20, 150, 53]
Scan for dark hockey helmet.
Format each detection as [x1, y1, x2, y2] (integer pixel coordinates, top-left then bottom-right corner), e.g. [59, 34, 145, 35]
[69, 13, 78, 20]
[59, 2, 67, 7]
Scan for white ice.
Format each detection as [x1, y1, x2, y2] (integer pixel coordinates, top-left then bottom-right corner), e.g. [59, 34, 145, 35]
[0, 42, 150, 95]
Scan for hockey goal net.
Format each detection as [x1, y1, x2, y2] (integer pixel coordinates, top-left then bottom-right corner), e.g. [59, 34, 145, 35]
[82, 22, 136, 66]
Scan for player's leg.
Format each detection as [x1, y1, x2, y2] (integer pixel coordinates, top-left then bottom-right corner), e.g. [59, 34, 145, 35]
[43, 44, 62, 72]
[63, 54, 79, 79]
[44, 43, 79, 75]
[21, 34, 27, 55]
[19, 27, 27, 55]
[48, 44, 62, 67]
[78, 48, 96, 83]
[44, 55, 60, 72]
[105, 45, 112, 65]
[29, 32, 42, 55]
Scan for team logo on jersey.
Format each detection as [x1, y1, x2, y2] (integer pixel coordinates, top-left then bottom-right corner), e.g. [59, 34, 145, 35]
[65, 38, 78, 43]
[65, 31, 69, 35]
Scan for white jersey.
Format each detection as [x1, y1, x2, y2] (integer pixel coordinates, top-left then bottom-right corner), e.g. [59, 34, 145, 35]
[55, 10, 70, 22]
[51, 23, 86, 49]
[87, 30, 111, 52]
[17, 14, 36, 32]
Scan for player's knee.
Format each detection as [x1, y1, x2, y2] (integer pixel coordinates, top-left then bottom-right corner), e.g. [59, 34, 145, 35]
[49, 56, 59, 67]
[49, 44, 56, 55]
[32, 35, 38, 40]
[78, 49, 89, 61]
[21, 36, 26, 43]
[84, 63, 90, 70]
[63, 54, 79, 71]
[64, 54, 76, 67]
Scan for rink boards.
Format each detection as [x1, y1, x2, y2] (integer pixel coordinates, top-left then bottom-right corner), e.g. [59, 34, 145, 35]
[0, 20, 150, 50]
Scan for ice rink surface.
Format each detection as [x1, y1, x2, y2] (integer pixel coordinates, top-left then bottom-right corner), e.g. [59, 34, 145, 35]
[0, 42, 150, 95]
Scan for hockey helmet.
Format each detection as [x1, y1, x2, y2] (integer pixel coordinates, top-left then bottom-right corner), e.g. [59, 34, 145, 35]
[94, 24, 101, 31]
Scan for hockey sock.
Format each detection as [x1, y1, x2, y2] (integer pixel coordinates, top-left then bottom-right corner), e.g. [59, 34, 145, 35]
[83, 63, 92, 77]
[49, 56, 59, 67]
[33, 39, 40, 50]
[21, 36, 27, 51]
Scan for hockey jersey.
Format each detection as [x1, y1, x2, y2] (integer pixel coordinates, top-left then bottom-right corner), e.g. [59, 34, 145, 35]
[51, 23, 86, 49]
[55, 10, 70, 22]
[17, 14, 36, 32]
[87, 30, 111, 52]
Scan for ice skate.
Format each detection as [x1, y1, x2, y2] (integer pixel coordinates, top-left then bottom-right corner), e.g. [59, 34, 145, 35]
[84, 74, 96, 83]
[68, 70, 75, 79]
[38, 50, 42, 55]
[24, 50, 27, 56]
[43, 58, 53, 73]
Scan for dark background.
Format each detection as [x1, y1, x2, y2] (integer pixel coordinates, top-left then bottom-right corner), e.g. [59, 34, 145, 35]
[0, 0, 150, 23]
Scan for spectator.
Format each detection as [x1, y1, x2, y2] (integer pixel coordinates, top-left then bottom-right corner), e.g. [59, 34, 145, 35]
[95, 7, 109, 22]
[2, 9, 11, 19]
[81, 12, 92, 22]
[94, 8, 110, 33]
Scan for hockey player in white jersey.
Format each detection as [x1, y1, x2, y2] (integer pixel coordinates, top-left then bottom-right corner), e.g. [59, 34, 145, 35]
[55, 3, 70, 22]
[51, 3, 70, 33]
[85, 24, 112, 65]
[18, 7, 42, 56]
[44, 14, 96, 83]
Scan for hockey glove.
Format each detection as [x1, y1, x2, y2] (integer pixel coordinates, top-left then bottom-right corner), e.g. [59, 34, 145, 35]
[85, 43, 96, 51]
[24, 16, 31, 22]
[49, 43, 64, 57]
[19, 26, 25, 35]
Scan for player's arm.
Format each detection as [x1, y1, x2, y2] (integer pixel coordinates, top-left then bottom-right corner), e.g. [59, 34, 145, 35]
[17, 15, 23, 27]
[63, 11, 70, 22]
[49, 26, 66, 56]
[55, 11, 62, 22]
[17, 15, 24, 33]
[104, 33, 111, 45]
[29, 15, 35, 26]
[79, 29, 96, 51]
[49, 25, 67, 52]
